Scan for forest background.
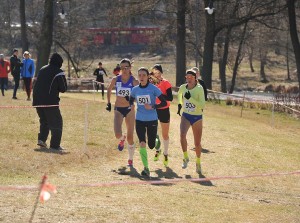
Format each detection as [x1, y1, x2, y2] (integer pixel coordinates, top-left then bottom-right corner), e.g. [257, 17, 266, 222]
[0, 0, 299, 94]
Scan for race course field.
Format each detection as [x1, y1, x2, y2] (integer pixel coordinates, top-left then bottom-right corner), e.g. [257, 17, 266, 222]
[0, 91, 299, 223]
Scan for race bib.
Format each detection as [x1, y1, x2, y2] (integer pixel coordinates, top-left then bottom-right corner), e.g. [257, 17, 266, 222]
[99, 70, 105, 75]
[184, 99, 196, 112]
[117, 87, 131, 97]
[137, 95, 151, 105]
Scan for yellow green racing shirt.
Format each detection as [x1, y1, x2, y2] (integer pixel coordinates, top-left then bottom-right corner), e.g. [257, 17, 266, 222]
[178, 83, 205, 115]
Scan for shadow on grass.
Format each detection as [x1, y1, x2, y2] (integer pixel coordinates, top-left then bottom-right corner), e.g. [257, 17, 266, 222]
[185, 174, 214, 187]
[190, 147, 215, 154]
[34, 147, 70, 155]
[113, 166, 179, 185]
[155, 167, 182, 179]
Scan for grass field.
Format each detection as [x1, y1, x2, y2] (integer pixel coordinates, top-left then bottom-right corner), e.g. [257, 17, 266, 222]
[74, 55, 299, 92]
[0, 90, 299, 223]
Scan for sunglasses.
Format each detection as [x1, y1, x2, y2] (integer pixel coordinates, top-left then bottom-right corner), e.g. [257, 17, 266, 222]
[121, 66, 130, 70]
[185, 75, 195, 79]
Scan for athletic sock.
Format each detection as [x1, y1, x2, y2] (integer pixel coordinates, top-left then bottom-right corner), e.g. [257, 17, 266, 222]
[128, 144, 135, 160]
[163, 139, 169, 156]
[183, 151, 189, 160]
[139, 147, 148, 168]
[196, 157, 201, 165]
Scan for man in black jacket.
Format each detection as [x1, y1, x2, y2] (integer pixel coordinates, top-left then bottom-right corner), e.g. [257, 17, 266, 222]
[10, 49, 22, 99]
[33, 53, 67, 151]
[192, 67, 208, 101]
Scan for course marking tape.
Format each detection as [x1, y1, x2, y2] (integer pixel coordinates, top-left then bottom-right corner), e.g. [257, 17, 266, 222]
[0, 170, 299, 191]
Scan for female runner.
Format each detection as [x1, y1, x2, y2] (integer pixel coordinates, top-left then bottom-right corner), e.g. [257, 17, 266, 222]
[177, 69, 205, 174]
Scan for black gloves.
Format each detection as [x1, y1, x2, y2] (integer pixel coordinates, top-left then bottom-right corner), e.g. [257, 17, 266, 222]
[184, 91, 191, 100]
[177, 104, 182, 116]
[106, 103, 111, 112]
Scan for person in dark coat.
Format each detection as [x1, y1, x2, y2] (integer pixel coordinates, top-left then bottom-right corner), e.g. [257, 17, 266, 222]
[33, 53, 67, 151]
[93, 62, 107, 99]
[192, 67, 208, 101]
[10, 49, 23, 99]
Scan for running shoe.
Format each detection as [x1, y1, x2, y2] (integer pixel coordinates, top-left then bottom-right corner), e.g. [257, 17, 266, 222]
[163, 156, 169, 167]
[196, 163, 202, 174]
[182, 158, 189, 169]
[117, 136, 126, 151]
[37, 140, 47, 148]
[127, 159, 133, 167]
[155, 135, 161, 150]
[141, 167, 150, 177]
[153, 150, 161, 161]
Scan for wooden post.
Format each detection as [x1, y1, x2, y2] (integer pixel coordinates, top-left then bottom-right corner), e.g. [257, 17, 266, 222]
[240, 92, 245, 117]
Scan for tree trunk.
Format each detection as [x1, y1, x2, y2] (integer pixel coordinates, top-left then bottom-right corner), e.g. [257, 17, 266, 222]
[36, 0, 54, 76]
[230, 22, 248, 93]
[176, 0, 186, 87]
[19, 0, 29, 52]
[259, 49, 268, 83]
[249, 46, 255, 72]
[219, 28, 231, 93]
[202, 0, 215, 90]
[286, 29, 291, 81]
[287, 0, 300, 91]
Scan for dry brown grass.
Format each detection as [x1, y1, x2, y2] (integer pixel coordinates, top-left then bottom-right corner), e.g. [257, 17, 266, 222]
[76, 56, 299, 93]
[0, 90, 299, 223]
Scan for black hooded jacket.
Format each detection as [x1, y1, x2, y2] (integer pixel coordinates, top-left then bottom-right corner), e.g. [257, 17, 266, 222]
[33, 53, 67, 106]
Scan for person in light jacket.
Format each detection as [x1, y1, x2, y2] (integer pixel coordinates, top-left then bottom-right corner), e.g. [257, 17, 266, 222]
[21, 51, 35, 101]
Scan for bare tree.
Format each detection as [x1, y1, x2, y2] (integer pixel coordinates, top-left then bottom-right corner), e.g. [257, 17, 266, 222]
[36, 0, 53, 75]
[176, 0, 187, 86]
[20, 0, 29, 52]
[287, 0, 300, 91]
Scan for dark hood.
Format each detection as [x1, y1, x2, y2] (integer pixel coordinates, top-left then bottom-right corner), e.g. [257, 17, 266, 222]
[49, 53, 63, 68]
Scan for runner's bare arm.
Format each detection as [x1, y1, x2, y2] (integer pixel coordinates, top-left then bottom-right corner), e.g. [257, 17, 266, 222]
[107, 77, 117, 104]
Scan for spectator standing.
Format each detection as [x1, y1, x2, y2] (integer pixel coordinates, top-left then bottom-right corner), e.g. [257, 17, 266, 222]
[93, 62, 108, 99]
[0, 54, 11, 96]
[191, 67, 208, 101]
[33, 53, 67, 151]
[10, 49, 23, 99]
[113, 64, 121, 76]
[21, 51, 35, 101]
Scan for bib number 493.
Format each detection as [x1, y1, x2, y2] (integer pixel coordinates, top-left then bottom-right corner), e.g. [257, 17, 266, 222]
[117, 87, 130, 97]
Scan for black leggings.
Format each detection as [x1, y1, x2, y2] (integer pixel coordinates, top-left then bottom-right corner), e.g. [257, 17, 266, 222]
[135, 120, 158, 149]
[0, 77, 8, 96]
[96, 82, 104, 96]
[23, 77, 32, 98]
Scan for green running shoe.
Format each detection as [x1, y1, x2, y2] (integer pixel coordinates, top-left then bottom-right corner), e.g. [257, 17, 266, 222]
[182, 158, 189, 169]
[153, 150, 161, 161]
[155, 135, 161, 150]
[163, 155, 169, 167]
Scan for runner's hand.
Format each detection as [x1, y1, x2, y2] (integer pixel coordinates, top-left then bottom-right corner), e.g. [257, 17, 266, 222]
[106, 103, 111, 112]
[177, 104, 182, 116]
